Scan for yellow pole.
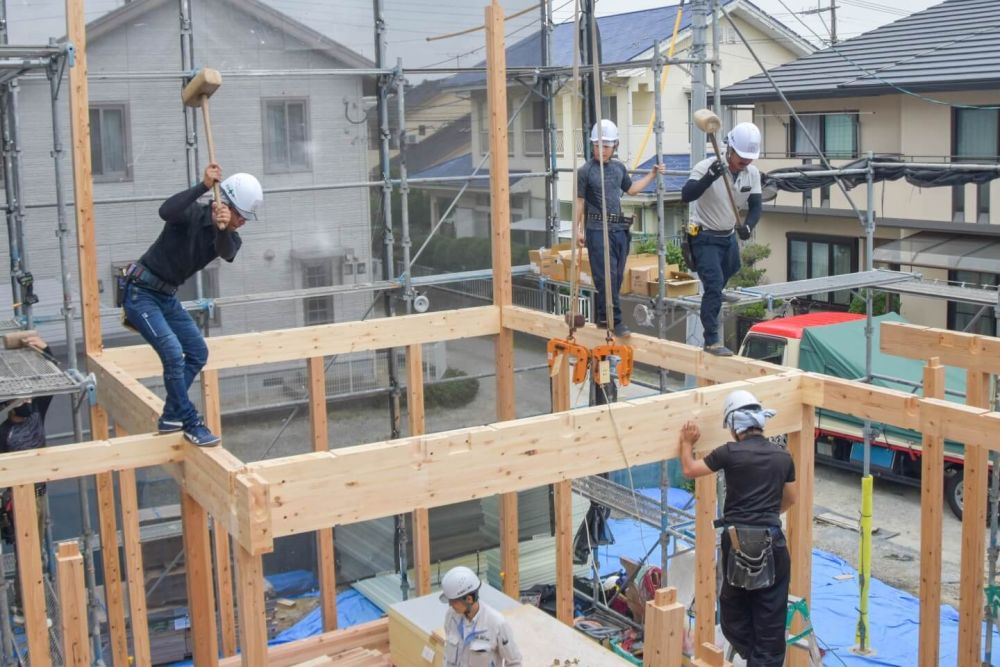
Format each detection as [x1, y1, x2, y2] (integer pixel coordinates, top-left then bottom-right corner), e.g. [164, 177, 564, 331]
[630, 4, 685, 170]
[854, 474, 875, 655]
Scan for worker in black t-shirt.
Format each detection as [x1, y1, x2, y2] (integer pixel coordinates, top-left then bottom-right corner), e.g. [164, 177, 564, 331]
[679, 389, 798, 667]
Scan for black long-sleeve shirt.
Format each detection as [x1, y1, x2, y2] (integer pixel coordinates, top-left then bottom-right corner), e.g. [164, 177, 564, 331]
[138, 183, 242, 287]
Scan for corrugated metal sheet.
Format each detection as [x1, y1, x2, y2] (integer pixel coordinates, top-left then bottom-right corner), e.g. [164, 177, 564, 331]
[722, 0, 1000, 103]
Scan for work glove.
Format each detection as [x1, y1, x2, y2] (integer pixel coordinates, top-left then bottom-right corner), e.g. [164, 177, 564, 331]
[737, 224, 752, 241]
[701, 160, 725, 184]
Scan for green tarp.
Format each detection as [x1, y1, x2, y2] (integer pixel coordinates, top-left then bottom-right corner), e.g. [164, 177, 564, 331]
[798, 312, 967, 458]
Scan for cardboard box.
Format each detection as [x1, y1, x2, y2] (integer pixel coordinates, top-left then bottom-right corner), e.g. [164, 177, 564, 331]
[528, 249, 543, 273]
[630, 266, 657, 294]
[539, 255, 564, 281]
[649, 270, 700, 298]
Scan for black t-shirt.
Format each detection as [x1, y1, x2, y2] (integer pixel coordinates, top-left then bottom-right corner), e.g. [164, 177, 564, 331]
[703, 434, 795, 527]
[576, 158, 632, 218]
[139, 183, 242, 287]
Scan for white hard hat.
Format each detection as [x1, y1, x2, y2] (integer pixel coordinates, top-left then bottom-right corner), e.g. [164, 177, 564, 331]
[723, 389, 762, 429]
[726, 122, 761, 160]
[439, 566, 482, 603]
[590, 118, 619, 144]
[219, 173, 263, 221]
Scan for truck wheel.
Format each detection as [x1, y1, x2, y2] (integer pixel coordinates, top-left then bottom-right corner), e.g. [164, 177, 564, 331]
[945, 468, 963, 520]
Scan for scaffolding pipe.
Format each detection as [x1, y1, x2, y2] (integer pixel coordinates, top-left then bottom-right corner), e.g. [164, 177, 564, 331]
[6, 78, 29, 327]
[542, 0, 558, 249]
[711, 0, 721, 118]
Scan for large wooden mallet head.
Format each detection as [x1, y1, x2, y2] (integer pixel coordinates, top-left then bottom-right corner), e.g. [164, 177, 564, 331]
[182, 68, 222, 108]
[693, 108, 722, 135]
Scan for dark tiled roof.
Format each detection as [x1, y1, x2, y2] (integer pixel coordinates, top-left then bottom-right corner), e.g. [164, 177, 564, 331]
[721, 0, 1000, 103]
[634, 154, 691, 193]
[409, 153, 528, 191]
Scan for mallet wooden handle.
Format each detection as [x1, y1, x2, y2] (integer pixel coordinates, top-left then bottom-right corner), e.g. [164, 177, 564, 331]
[708, 133, 743, 230]
[200, 97, 224, 228]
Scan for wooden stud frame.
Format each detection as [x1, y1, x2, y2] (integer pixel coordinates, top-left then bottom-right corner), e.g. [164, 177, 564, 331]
[35, 0, 1000, 664]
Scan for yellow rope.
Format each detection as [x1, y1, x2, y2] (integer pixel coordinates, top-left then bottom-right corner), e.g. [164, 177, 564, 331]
[630, 2, 685, 171]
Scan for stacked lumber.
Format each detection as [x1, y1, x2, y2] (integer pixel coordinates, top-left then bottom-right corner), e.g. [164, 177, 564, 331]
[291, 646, 390, 666]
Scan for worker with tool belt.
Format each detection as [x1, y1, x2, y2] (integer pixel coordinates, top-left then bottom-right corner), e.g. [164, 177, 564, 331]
[121, 164, 262, 446]
[440, 566, 522, 667]
[681, 122, 763, 356]
[679, 390, 797, 667]
[575, 119, 666, 338]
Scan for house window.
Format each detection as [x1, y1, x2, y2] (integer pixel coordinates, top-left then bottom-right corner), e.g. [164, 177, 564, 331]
[947, 269, 999, 335]
[789, 113, 858, 159]
[263, 99, 310, 173]
[524, 99, 547, 157]
[302, 260, 335, 325]
[952, 108, 999, 223]
[787, 233, 858, 306]
[478, 98, 514, 157]
[90, 104, 131, 182]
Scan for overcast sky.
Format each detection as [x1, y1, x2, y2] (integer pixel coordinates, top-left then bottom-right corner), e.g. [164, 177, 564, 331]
[6, 0, 942, 70]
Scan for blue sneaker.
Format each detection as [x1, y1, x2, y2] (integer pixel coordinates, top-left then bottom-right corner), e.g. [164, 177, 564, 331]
[158, 417, 183, 433]
[183, 420, 221, 447]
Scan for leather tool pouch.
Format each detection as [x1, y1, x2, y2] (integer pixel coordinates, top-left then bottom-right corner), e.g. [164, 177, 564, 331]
[115, 273, 129, 308]
[681, 233, 697, 273]
[726, 526, 775, 591]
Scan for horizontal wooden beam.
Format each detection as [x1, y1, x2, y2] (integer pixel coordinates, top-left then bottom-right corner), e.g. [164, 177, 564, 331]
[248, 373, 804, 537]
[881, 322, 1000, 375]
[217, 619, 389, 667]
[102, 306, 502, 379]
[502, 306, 785, 383]
[0, 432, 183, 488]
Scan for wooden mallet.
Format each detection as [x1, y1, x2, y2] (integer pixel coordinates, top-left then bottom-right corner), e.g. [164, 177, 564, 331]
[693, 108, 743, 230]
[182, 68, 224, 227]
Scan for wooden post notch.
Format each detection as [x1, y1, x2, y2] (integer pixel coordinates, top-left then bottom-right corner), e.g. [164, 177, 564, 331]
[642, 587, 684, 666]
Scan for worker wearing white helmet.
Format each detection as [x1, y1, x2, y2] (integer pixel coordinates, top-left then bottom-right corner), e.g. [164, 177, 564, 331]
[121, 163, 263, 447]
[678, 390, 797, 667]
[681, 121, 764, 356]
[575, 119, 666, 337]
[439, 566, 522, 667]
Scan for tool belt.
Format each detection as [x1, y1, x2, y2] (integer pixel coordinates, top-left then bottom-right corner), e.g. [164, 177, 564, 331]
[586, 211, 633, 227]
[681, 232, 697, 273]
[124, 262, 178, 297]
[724, 525, 776, 591]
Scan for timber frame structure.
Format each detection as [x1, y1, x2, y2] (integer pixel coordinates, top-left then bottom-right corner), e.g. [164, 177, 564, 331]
[4, 1, 998, 666]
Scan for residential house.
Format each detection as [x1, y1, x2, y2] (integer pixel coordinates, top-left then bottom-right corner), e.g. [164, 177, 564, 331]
[721, 0, 1000, 334]
[411, 0, 811, 250]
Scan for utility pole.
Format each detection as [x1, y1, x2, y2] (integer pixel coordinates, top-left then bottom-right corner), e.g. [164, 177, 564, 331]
[800, 1, 838, 45]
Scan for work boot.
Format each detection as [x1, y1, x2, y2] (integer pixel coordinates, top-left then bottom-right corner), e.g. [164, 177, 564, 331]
[614, 323, 631, 337]
[157, 416, 184, 433]
[183, 420, 221, 447]
[704, 342, 734, 357]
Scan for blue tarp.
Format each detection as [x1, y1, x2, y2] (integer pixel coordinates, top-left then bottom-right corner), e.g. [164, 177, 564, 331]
[595, 487, 1000, 666]
[164, 589, 383, 666]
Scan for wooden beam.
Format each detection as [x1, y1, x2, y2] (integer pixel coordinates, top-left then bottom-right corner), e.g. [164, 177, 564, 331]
[249, 374, 804, 536]
[958, 370, 990, 665]
[502, 306, 785, 382]
[485, 0, 519, 599]
[405, 346, 432, 597]
[692, 642, 731, 667]
[693, 379, 716, 653]
[119, 467, 151, 666]
[0, 431, 182, 488]
[801, 374, 920, 431]
[101, 306, 501, 379]
[93, 428, 129, 667]
[551, 360, 573, 625]
[307, 357, 339, 629]
[236, 545, 268, 667]
[881, 321, 1000, 375]
[56, 542, 90, 667]
[918, 358, 944, 667]
[785, 405, 815, 667]
[65, 0, 101, 354]
[182, 492, 220, 667]
[203, 370, 238, 654]
[12, 485, 50, 666]
[218, 619, 389, 667]
[642, 588, 684, 667]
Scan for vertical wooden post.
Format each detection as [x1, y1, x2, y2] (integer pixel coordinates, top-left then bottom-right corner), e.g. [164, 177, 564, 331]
[12, 485, 50, 667]
[485, 0, 519, 598]
[119, 467, 151, 666]
[551, 361, 573, 624]
[307, 357, 339, 627]
[56, 541, 90, 667]
[958, 370, 991, 664]
[692, 642, 732, 667]
[642, 587, 684, 667]
[236, 546, 268, 667]
[406, 346, 432, 597]
[182, 493, 219, 666]
[694, 378, 716, 650]
[918, 358, 944, 667]
[785, 405, 815, 667]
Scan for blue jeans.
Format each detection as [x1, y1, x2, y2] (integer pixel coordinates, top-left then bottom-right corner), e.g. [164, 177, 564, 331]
[123, 283, 208, 427]
[692, 232, 741, 346]
[586, 226, 630, 326]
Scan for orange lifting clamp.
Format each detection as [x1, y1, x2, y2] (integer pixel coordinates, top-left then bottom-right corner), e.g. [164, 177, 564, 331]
[591, 343, 635, 387]
[547, 338, 591, 384]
